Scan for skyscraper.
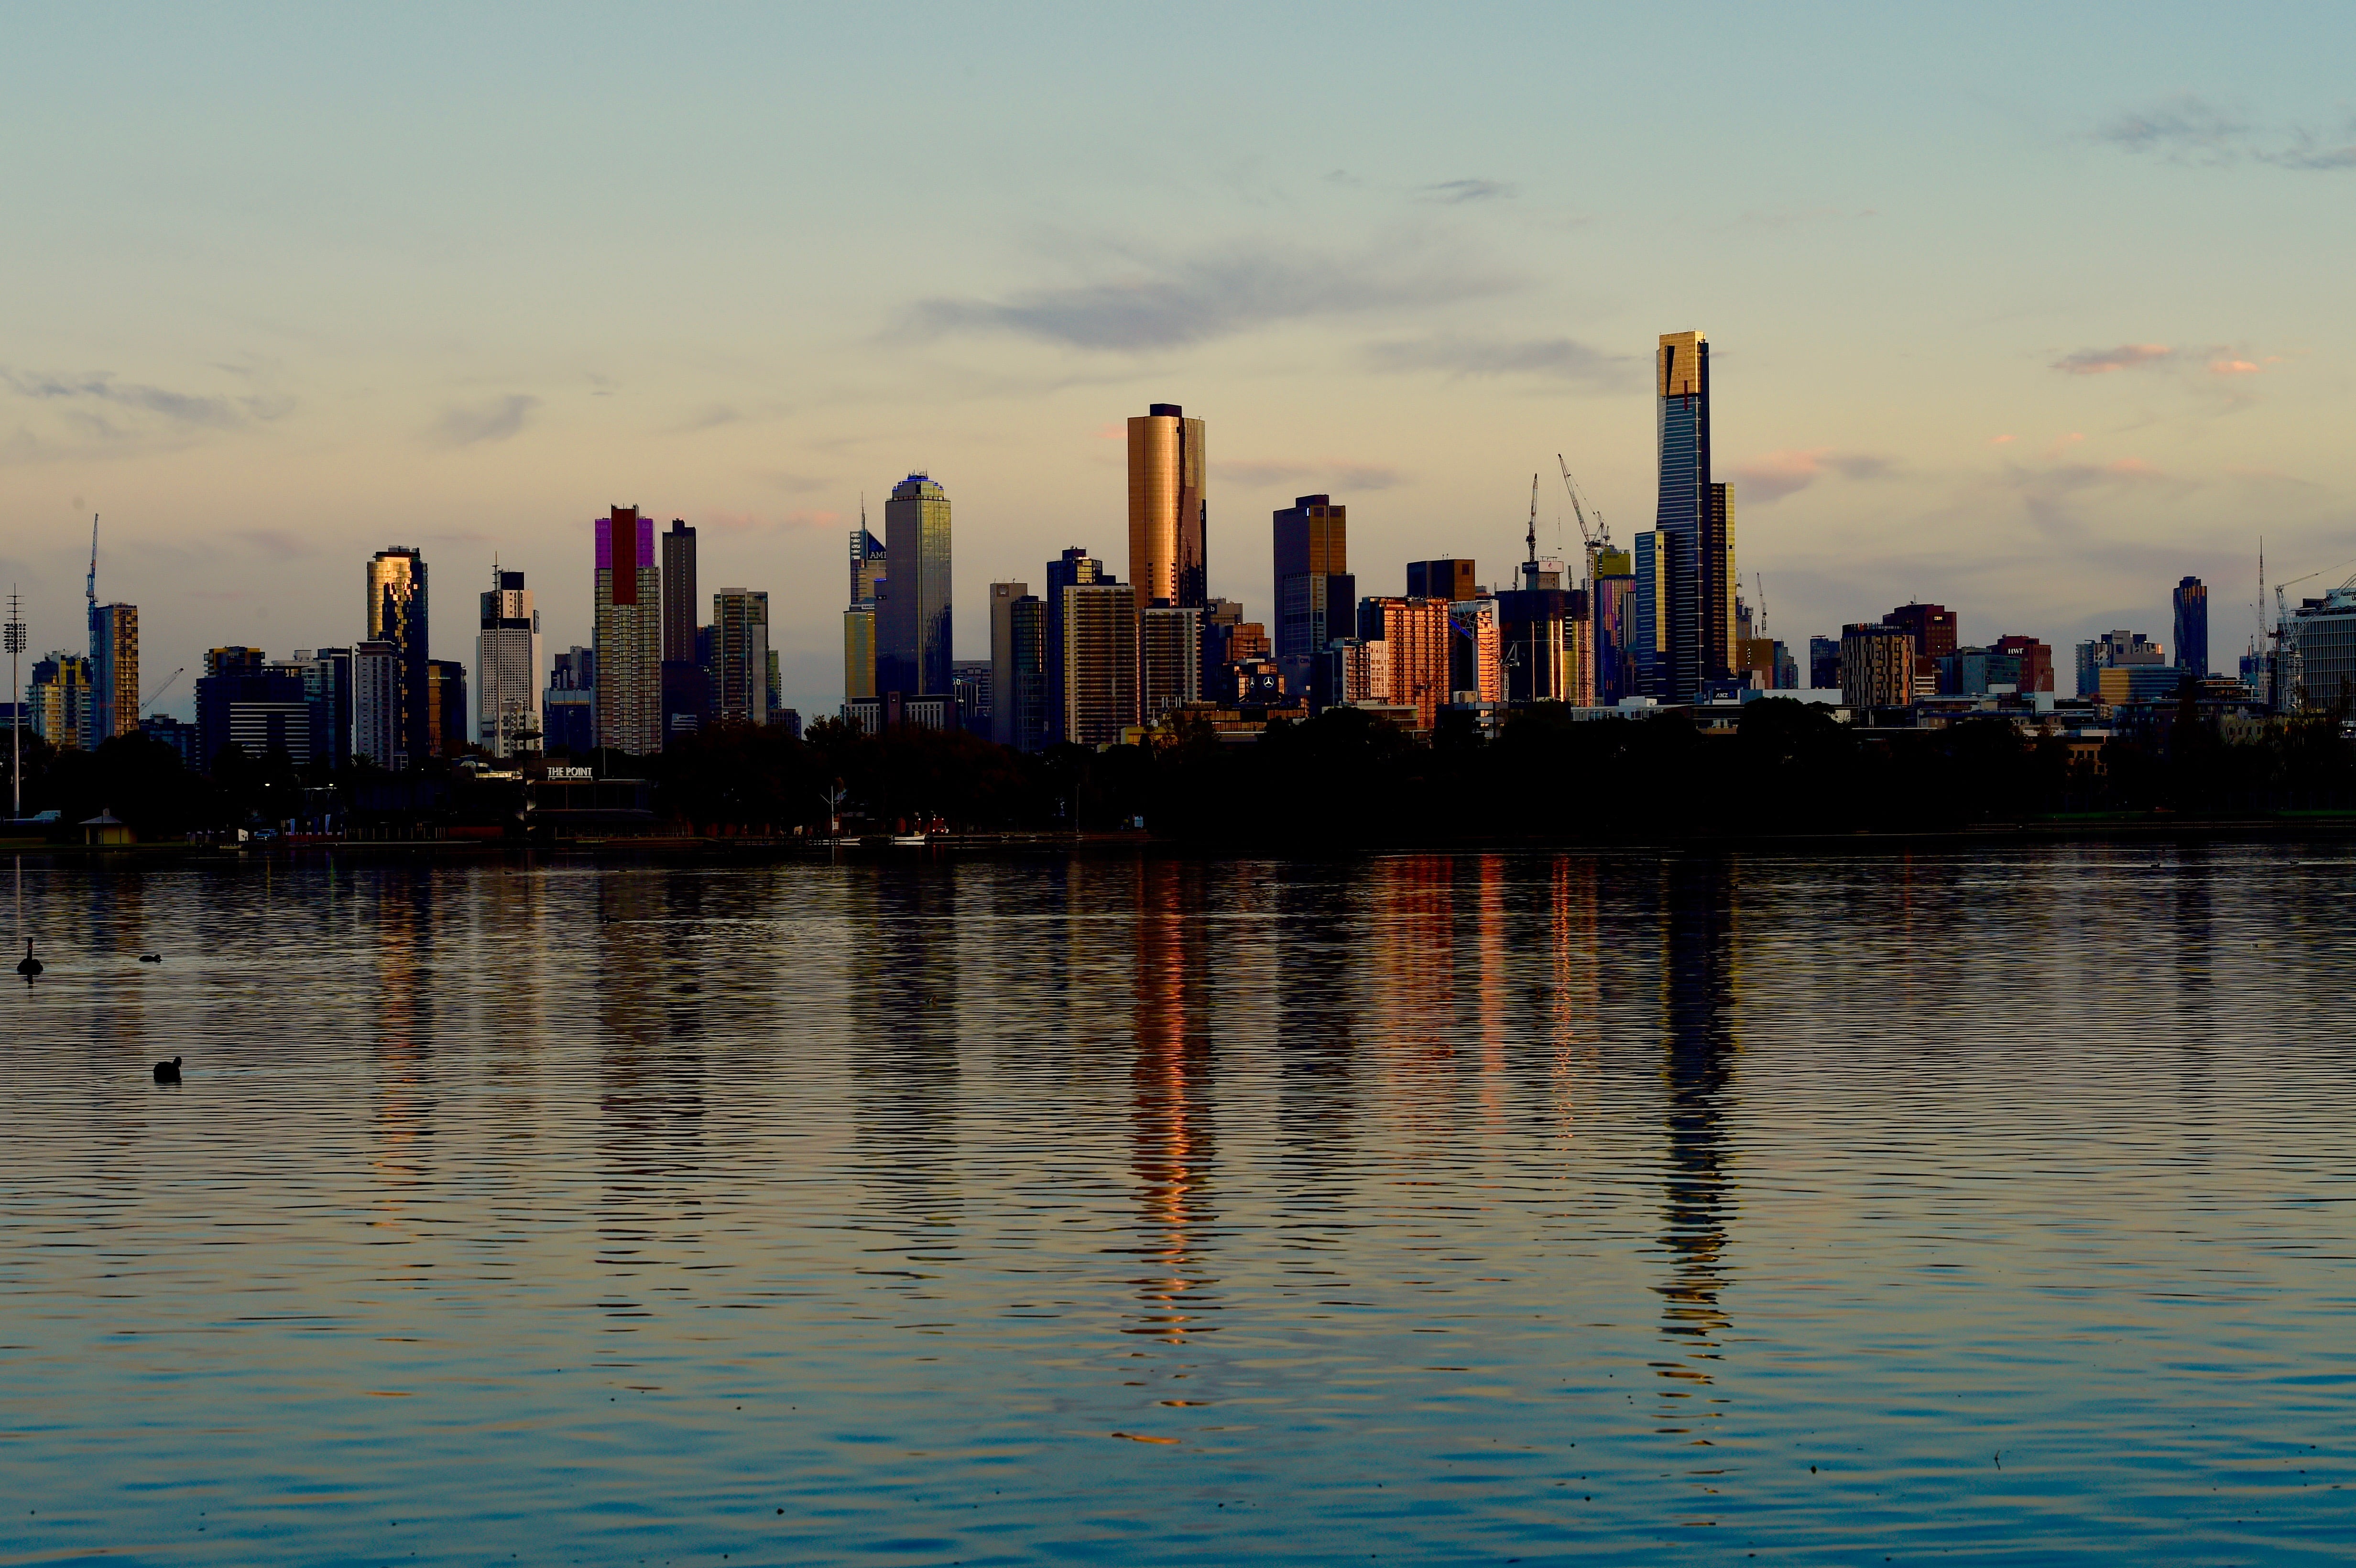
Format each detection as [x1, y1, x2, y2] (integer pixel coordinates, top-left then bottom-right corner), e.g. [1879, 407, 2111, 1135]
[844, 517, 884, 704]
[1702, 483, 1736, 685]
[2174, 576, 2209, 676]
[593, 506, 663, 755]
[661, 520, 698, 664]
[1273, 494, 1354, 696]
[1139, 605, 1203, 722]
[426, 660, 468, 758]
[367, 547, 429, 767]
[1406, 559, 1477, 602]
[476, 568, 542, 758]
[710, 588, 770, 726]
[1592, 544, 1637, 706]
[1045, 546, 1104, 743]
[352, 641, 398, 767]
[1655, 332, 1712, 702]
[990, 581, 1046, 751]
[298, 646, 353, 768]
[1841, 624, 1914, 708]
[89, 601, 138, 747]
[1128, 403, 1206, 608]
[876, 473, 951, 700]
[1883, 602, 1957, 697]
[1357, 597, 1453, 729]
[1059, 578, 1139, 745]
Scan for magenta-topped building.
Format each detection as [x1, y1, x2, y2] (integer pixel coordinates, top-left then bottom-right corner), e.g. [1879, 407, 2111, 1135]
[594, 506, 662, 755]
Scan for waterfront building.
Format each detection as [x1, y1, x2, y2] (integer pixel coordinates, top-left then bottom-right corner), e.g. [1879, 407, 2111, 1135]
[1128, 403, 1206, 608]
[1840, 623, 1914, 708]
[1059, 578, 1140, 745]
[1140, 604, 1203, 722]
[426, 660, 468, 757]
[367, 546, 430, 768]
[1273, 494, 1354, 695]
[877, 473, 952, 702]
[89, 602, 138, 747]
[710, 588, 770, 726]
[1407, 559, 1477, 603]
[1654, 331, 1713, 702]
[28, 653, 91, 749]
[593, 506, 663, 755]
[542, 646, 595, 756]
[476, 569, 542, 758]
[353, 640, 400, 767]
[2174, 577, 2209, 676]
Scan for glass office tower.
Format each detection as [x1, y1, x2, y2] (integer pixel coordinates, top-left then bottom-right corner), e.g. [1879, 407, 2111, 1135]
[367, 546, 430, 767]
[1128, 403, 1206, 608]
[877, 473, 951, 700]
[1655, 332, 1717, 703]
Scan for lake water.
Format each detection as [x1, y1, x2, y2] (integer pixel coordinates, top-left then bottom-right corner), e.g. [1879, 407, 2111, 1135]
[3, 844, 2353, 1565]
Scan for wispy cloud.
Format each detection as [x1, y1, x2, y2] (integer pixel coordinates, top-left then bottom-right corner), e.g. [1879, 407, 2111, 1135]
[1223, 458, 1407, 492]
[1416, 177, 1514, 204]
[1731, 448, 1894, 504]
[2095, 94, 2356, 171]
[1363, 334, 1629, 384]
[2, 368, 286, 429]
[431, 394, 538, 447]
[906, 240, 1512, 352]
[2053, 344, 2175, 375]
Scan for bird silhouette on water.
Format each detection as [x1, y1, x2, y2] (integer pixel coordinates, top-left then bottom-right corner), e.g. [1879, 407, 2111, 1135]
[139, 953, 162, 963]
[153, 1057, 182, 1085]
[14, 940, 39, 979]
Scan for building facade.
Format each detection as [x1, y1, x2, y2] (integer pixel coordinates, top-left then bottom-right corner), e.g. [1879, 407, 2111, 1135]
[426, 660, 468, 757]
[1059, 579, 1139, 745]
[1840, 623, 1914, 708]
[989, 581, 1047, 751]
[89, 602, 138, 747]
[1273, 493, 1354, 696]
[1045, 547, 1106, 743]
[1139, 605, 1203, 723]
[1355, 597, 1453, 729]
[877, 473, 951, 700]
[2174, 576, 2209, 677]
[710, 588, 771, 726]
[1991, 634, 2055, 693]
[594, 506, 663, 755]
[298, 647, 353, 767]
[367, 546, 430, 768]
[476, 569, 542, 758]
[1407, 558, 1477, 603]
[1654, 331, 1712, 702]
[28, 653, 91, 750]
[1128, 403, 1206, 608]
[542, 645, 594, 756]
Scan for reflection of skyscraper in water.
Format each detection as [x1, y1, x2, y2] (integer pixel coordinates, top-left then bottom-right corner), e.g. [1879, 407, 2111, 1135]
[591, 871, 712, 1284]
[1128, 860, 1217, 1342]
[848, 868, 964, 1254]
[1654, 856, 1739, 1434]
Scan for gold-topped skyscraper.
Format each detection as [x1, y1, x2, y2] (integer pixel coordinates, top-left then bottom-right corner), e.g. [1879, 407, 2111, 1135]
[1647, 330, 1734, 701]
[1127, 403, 1206, 609]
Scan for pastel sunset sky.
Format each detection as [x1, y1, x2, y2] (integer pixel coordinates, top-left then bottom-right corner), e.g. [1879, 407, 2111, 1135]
[6, 3, 2353, 715]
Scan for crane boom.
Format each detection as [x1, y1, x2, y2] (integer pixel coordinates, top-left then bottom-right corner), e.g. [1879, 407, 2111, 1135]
[1554, 456, 1611, 549]
[139, 667, 185, 716]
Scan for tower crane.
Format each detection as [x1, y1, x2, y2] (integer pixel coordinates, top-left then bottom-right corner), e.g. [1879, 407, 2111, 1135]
[1556, 457, 1613, 588]
[139, 667, 186, 717]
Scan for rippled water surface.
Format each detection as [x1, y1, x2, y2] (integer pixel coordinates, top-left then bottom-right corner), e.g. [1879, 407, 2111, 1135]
[4, 845, 2354, 1565]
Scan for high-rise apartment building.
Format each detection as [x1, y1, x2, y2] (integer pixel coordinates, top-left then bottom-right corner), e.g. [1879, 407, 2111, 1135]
[593, 506, 663, 755]
[710, 588, 770, 726]
[877, 473, 951, 700]
[661, 520, 698, 664]
[2174, 577, 2209, 676]
[1058, 578, 1139, 745]
[297, 647, 353, 767]
[1129, 403, 1206, 608]
[989, 582, 1047, 751]
[542, 646, 595, 756]
[1356, 597, 1452, 730]
[1273, 494, 1355, 695]
[367, 547, 430, 767]
[1883, 602, 1958, 684]
[28, 653, 91, 750]
[1496, 588, 1569, 705]
[89, 602, 138, 747]
[1655, 332, 1712, 703]
[1702, 483, 1736, 685]
[1045, 547, 1105, 743]
[1840, 623, 1914, 708]
[476, 569, 542, 758]
[426, 660, 468, 757]
[353, 641, 400, 767]
[1447, 598, 1503, 704]
[1631, 532, 1675, 697]
[1140, 605, 1203, 722]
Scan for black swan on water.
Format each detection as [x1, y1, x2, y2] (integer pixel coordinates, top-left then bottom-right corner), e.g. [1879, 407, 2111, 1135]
[153, 1057, 182, 1085]
[14, 940, 39, 978]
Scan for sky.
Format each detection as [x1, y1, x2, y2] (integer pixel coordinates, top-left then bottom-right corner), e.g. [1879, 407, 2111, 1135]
[5, 2, 2355, 719]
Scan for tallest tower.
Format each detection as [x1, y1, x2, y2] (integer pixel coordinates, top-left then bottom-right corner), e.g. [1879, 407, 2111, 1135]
[1128, 403, 1206, 608]
[1654, 331, 1734, 702]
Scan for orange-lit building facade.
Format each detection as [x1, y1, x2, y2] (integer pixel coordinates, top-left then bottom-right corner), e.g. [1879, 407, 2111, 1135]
[1357, 597, 1453, 729]
[1127, 403, 1206, 609]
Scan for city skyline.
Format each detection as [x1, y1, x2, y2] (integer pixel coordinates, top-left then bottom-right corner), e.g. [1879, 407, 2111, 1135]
[6, 10, 2352, 723]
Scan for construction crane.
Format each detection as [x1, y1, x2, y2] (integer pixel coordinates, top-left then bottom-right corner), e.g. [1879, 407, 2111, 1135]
[1554, 456, 1611, 551]
[1754, 572, 1768, 639]
[1525, 473, 1540, 576]
[85, 514, 98, 648]
[139, 667, 185, 717]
